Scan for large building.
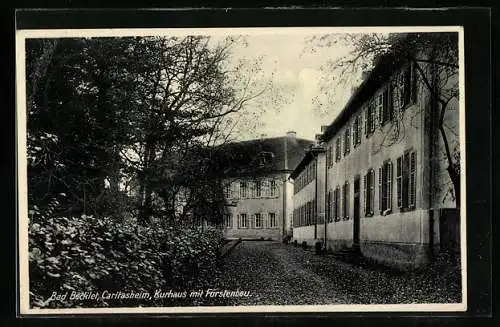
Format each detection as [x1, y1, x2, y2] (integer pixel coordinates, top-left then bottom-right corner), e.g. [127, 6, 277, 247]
[291, 36, 460, 269]
[215, 132, 313, 240]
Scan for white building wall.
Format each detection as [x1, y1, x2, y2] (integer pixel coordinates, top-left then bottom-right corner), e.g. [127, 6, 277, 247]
[321, 59, 458, 268]
[223, 172, 286, 240]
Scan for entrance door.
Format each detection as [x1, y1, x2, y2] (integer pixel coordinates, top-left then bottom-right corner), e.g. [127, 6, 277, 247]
[353, 176, 361, 248]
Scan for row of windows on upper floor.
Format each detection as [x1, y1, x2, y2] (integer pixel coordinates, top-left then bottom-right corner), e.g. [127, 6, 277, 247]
[293, 198, 324, 228]
[293, 150, 417, 227]
[223, 212, 279, 229]
[326, 63, 418, 168]
[294, 162, 316, 194]
[224, 179, 279, 200]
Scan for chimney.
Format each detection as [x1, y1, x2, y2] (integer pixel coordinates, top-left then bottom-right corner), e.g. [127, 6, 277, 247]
[286, 131, 296, 139]
[260, 133, 267, 139]
[320, 125, 328, 133]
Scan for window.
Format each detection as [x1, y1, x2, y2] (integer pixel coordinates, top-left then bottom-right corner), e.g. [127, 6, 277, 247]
[379, 161, 393, 214]
[259, 151, 274, 166]
[364, 169, 375, 216]
[400, 64, 417, 109]
[334, 186, 340, 221]
[409, 151, 417, 208]
[397, 151, 417, 210]
[224, 183, 232, 199]
[238, 213, 248, 228]
[342, 182, 349, 220]
[262, 180, 269, 197]
[353, 116, 362, 147]
[254, 213, 263, 228]
[223, 214, 232, 228]
[327, 145, 334, 168]
[377, 86, 393, 125]
[344, 127, 350, 155]
[335, 138, 341, 162]
[269, 180, 277, 197]
[240, 181, 247, 198]
[254, 180, 262, 198]
[232, 182, 239, 199]
[365, 103, 376, 135]
[269, 212, 277, 228]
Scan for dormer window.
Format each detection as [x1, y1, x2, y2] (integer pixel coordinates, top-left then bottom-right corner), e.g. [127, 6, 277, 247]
[259, 151, 274, 166]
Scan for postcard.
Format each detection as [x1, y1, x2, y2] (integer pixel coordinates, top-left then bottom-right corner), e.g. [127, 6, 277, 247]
[16, 22, 467, 315]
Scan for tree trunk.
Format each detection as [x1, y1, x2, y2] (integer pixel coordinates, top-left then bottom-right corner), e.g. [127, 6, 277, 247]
[447, 166, 460, 208]
[138, 139, 156, 224]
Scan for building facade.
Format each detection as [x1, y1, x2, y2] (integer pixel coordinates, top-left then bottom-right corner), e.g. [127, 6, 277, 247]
[291, 42, 460, 269]
[217, 132, 313, 241]
[290, 144, 326, 246]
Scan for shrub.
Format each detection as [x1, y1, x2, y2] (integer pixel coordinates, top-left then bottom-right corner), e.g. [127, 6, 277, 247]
[28, 215, 225, 308]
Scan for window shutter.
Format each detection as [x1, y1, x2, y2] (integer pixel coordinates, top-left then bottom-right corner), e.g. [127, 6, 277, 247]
[382, 89, 388, 123]
[305, 202, 309, 226]
[332, 189, 336, 221]
[363, 174, 367, 214]
[307, 203, 310, 226]
[396, 157, 402, 208]
[388, 83, 394, 121]
[346, 183, 349, 219]
[352, 121, 357, 147]
[313, 199, 317, 224]
[341, 184, 345, 218]
[370, 170, 375, 214]
[370, 103, 376, 132]
[358, 116, 362, 143]
[299, 206, 304, 226]
[409, 151, 417, 207]
[364, 110, 368, 136]
[378, 166, 383, 213]
[387, 161, 393, 211]
[377, 94, 383, 126]
[403, 153, 410, 208]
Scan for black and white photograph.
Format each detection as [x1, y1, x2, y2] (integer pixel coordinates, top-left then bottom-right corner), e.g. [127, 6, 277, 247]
[16, 25, 466, 314]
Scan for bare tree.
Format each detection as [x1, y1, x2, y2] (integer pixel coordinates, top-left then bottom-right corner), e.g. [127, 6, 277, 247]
[309, 32, 460, 207]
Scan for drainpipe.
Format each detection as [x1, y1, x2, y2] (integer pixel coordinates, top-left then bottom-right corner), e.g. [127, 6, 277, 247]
[324, 148, 328, 252]
[313, 153, 318, 239]
[283, 137, 288, 239]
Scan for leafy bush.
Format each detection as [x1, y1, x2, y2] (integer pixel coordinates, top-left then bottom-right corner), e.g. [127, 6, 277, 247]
[28, 215, 225, 308]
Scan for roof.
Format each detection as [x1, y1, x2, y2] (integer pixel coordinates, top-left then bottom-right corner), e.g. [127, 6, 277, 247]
[290, 146, 326, 180]
[210, 136, 314, 178]
[321, 52, 407, 143]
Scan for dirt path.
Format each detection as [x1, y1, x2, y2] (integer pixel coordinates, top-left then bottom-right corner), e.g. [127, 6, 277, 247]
[214, 241, 461, 306]
[216, 241, 349, 305]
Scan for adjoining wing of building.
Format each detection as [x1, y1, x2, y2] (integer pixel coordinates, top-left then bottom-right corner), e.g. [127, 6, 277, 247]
[212, 132, 314, 241]
[291, 35, 460, 270]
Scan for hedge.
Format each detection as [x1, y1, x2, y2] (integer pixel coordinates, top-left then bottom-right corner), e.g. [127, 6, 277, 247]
[28, 214, 226, 308]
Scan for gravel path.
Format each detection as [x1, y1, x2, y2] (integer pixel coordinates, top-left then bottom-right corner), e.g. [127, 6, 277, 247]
[215, 241, 461, 306]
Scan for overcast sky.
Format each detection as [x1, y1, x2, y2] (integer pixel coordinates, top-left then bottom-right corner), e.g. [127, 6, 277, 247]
[225, 33, 359, 142]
